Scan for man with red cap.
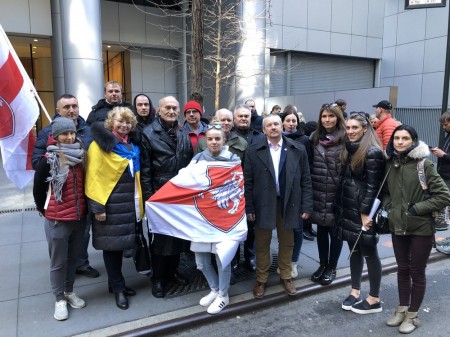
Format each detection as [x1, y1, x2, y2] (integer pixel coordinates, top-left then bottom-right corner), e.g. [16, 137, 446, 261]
[183, 100, 208, 152]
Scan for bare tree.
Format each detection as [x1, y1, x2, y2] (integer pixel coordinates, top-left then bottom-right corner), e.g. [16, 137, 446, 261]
[203, 0, 242, 110]
[191, 0, 204, 97]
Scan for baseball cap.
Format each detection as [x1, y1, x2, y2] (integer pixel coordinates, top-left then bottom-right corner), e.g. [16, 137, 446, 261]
[373, 100, 392, 110]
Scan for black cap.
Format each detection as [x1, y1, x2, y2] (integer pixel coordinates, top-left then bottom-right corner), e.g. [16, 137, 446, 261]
[373, 100, 392, 110]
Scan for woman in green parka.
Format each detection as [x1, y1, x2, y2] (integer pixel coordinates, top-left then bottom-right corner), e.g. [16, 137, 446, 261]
[382, 125, 450, 334]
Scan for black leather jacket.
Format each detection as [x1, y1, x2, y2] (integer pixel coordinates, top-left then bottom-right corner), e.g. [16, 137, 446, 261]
[140, 117, 193, 201]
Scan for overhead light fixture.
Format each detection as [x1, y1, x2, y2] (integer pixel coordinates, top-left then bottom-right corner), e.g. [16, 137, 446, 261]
[33, 39, 38, 42]
[107, 45, 111, 48]
[33, 46, 37, 49]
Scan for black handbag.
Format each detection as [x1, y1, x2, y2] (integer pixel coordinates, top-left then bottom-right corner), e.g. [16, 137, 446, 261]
[374, 202, 392, 234]
[134, 220, 152, 274]
[372, 165, 393, 234]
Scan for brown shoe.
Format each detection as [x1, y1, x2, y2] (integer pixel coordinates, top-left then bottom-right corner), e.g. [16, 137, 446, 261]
[253, 281, 266, 299]
[280, 278, 297, 296]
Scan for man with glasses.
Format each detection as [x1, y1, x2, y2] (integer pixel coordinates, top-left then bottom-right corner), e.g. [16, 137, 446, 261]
[31, 94, 100, 279]
[183, 100, 208, 152]
[140, 96, 194, 298]
[245, 98, 263, 132]
[86, 81, 132, 125]
[373, 100, 399, 149]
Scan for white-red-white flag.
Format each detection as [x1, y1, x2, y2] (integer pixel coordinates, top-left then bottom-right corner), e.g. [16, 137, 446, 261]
[0, 26, 39, 189]
[146, 160, 247, 266]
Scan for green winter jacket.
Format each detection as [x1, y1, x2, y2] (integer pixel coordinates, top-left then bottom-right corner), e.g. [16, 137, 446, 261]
[382, 141, 450, 236]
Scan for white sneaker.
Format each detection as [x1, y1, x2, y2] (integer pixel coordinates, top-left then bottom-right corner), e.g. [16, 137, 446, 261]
[207, 294, 229, 314]
[199, 290, 219, 307]
[54, 300, 68, 321]
[276, 267, 280, 275]
[64, 292, 86, 308]
[291, 262, 299, 279]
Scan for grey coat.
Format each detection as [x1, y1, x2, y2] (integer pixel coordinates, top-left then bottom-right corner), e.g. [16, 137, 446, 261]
[244, 136, 313, 229]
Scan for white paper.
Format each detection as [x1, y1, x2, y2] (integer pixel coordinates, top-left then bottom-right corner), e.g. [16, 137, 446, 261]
[215, 239, 240, 270]
[369, 198, 381, 220]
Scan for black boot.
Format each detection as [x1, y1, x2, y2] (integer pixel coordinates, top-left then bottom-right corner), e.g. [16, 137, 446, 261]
[310, 265, 326, 282]
[320, 266, 336, 285]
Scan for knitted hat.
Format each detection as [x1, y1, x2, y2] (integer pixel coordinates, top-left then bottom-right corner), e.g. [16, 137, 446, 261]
[52, 117, 76, 138]
[183, 101, 202, 116]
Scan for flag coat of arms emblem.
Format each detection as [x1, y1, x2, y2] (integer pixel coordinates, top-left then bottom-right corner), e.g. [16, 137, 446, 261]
[146, 160, 247, 265]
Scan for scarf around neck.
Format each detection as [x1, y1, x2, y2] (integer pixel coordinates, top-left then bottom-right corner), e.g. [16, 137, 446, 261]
[112, 143, 140, 177]
[46, 142, 84, 202]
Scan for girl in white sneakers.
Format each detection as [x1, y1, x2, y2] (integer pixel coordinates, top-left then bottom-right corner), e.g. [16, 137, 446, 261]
[190, 121, 241, 314]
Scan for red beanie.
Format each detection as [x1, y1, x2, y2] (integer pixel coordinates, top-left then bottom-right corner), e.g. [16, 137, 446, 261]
[183, 101, 203, 116]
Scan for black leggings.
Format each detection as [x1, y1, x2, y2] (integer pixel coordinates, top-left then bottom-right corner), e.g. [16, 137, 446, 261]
[348, 241, 382, 297]
[392, 234, 433, 312]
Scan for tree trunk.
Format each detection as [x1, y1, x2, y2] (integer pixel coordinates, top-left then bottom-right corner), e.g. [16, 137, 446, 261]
[191, 0, 203, 97]
[214, 0, 222, 111]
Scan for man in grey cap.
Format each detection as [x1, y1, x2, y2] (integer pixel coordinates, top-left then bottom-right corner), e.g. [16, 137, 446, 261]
[373, 100, 399, 150]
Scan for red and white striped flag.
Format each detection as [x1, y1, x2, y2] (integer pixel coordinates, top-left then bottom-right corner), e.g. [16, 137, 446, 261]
[146, 160, 247, 267]
[0, 25, 39, 189]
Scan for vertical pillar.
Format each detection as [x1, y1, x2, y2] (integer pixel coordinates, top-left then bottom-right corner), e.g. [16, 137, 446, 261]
[235, 0, 266, 110]
[50, 0, 65, 101]
[59, 0, 103, 119]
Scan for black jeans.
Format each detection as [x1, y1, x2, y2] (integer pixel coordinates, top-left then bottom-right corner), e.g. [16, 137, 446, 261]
[392, 234, 433, 312]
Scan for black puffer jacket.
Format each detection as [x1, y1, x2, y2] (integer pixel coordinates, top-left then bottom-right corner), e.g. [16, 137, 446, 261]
[87, 122, 138, 251]
[335, 142, 385, 243]
[309, 137, 344, 227]
[86, 99, 132, 125]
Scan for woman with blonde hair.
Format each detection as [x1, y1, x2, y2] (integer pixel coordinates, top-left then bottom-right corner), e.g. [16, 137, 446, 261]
[85, 107, 143, 310]
[336, 112, 385, 314]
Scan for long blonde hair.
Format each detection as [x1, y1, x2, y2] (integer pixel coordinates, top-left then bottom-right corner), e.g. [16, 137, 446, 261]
[341, 112, 382, 171]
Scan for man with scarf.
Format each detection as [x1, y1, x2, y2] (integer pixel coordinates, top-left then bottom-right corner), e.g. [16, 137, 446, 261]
[140, 96, 194, 298]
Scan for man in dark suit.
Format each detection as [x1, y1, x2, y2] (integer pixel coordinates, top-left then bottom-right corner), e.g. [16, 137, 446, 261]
[244, 114, 313, 299]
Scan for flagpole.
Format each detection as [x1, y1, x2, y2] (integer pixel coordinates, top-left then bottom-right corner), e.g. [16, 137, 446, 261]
[0, 24, 52, 123]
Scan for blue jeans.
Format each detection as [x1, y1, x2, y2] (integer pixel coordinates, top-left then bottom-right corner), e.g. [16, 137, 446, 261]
[292, 226, 303, 262]
[195, 252, 231, 295]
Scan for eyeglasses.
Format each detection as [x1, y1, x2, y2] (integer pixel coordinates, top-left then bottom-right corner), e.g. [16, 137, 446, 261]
[114, 119, 132, 125]
[207, 124, 222, 130]
[185, 109, 200, 115]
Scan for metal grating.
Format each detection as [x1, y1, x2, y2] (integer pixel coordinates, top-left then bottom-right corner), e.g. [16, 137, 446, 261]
[394, 108, 442, 150]
[164, 253, 279, 298]
[0, 207, 35, 214]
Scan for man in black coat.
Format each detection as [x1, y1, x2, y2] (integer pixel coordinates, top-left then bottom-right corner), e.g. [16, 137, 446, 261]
[244, 114, 313, 299]
[140, 96, 193, 298]
[86, 81, 132, 125]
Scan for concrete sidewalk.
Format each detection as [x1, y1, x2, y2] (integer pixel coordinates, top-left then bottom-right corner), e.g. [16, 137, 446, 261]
[1, 163, 449, 337]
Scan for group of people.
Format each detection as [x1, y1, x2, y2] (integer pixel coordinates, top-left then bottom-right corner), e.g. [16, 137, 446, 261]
[32, 85, 450, 334]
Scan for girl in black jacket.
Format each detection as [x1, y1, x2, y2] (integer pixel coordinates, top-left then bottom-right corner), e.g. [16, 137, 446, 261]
[336, 112, 385, 314]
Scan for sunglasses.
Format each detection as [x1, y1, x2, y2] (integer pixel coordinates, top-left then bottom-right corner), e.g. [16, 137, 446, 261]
[321, 103, 338, 108]
[207, 124, 222, 130]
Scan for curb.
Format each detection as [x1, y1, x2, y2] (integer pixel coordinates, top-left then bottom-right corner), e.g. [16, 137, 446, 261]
[81, 252, 449, 337]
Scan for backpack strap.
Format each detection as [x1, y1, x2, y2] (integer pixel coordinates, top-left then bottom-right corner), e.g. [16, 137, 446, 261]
[417, 158, 432, 198]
